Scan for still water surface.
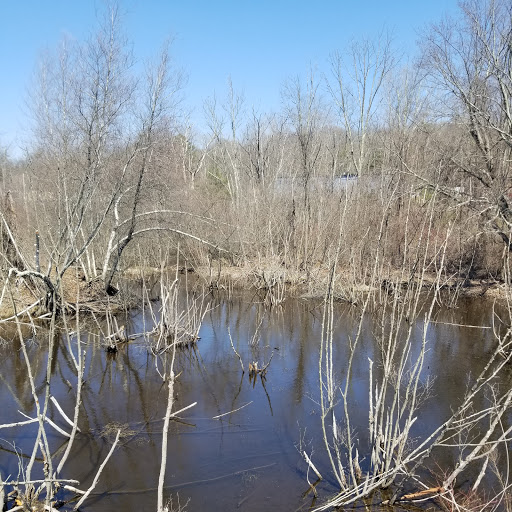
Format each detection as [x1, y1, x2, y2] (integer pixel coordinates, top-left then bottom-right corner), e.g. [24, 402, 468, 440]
[0, 293, 509, 511]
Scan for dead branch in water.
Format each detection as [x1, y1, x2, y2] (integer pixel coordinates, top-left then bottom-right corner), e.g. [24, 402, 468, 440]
[401, 487, 444, 501]
[248, 350, 274, 377]
[212, 401, 253, 420]
[228, 327, 244, 372]
[303, 451, 323, 481]
[72, 429, 121, 510]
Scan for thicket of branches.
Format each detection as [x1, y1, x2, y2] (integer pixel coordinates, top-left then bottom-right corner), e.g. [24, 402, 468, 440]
[0, 3, 511, 510]
[0, 0, 510, 308]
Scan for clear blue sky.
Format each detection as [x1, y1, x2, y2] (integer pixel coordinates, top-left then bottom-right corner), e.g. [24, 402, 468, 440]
[1, 0, 459, 157]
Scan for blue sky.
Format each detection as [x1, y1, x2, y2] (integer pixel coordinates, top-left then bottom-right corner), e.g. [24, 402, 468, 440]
[1, 0, 459, 157]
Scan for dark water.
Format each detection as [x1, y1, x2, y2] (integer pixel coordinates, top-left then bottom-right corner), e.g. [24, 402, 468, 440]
[0, 292, 510, 511]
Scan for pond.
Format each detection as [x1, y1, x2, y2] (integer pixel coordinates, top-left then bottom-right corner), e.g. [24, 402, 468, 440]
[0, 289, 510, 511]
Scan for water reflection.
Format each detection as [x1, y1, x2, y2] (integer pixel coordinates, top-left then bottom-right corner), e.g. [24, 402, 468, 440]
[0, 294, 510, 511]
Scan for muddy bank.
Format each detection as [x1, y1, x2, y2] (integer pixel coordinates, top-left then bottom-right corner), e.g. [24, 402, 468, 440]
[0, 263, 504, 321]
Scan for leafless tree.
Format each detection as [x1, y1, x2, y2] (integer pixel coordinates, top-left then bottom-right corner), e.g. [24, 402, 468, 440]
[420, 0, 512, 249]
[102, 42, 184, 293]
[327, 33, 395, 176]
[282, 67, 325, 205]
[0, 291, 120, 511]
[25, 5, 137, 300]
[17, 5, 199, 305]
[203, 78, 246, 206]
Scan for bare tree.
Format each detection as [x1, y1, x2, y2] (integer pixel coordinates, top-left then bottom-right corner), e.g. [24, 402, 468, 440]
[421, 0, 512, 249]
[102, 42, 184, 293]
[383, 65, 430, 172]
[327, 34, 395, 176]
[282, 67, 325, 206]
[25, 5, 137, 302]
[177, 125, 213, 190]
[240, 109, 277, 186]
[203, 77, 246, 205]
[17, 5, 198, 304]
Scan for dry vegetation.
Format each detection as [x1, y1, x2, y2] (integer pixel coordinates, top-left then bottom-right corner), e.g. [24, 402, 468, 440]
[0, 1, 510, 317]
[1, 0, 512, 511]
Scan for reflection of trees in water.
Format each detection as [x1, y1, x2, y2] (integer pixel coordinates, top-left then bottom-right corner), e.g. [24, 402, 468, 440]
[0, 294, 509, 510]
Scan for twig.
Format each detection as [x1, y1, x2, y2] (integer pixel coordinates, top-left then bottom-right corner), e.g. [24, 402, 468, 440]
[170, 402, 197, 418]
[158, 373, 175, 512]
[50, 396, 81, 432]
[0, 418, 38, 430]
[397, 486, 445, 502]
[63, 485, 86, 495]
[261, 350, 275, 375]
[0, 299, 42, 323]
[213, 401, 253, 420]
[55, 349, 85, 477]
[301, 478, 322, 499]
[3, 479, 80, 485]
[430, 320, 491, 329]
[18, 411, 71, 438]
[72, 429, 121, 510]
[303, 451, 323, 480]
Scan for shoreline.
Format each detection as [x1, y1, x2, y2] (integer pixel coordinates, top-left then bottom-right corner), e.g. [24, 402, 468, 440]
[0, 263, 504, 322]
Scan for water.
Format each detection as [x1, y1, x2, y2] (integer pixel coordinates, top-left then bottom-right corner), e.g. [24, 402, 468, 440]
[0, 292, 510, 511]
